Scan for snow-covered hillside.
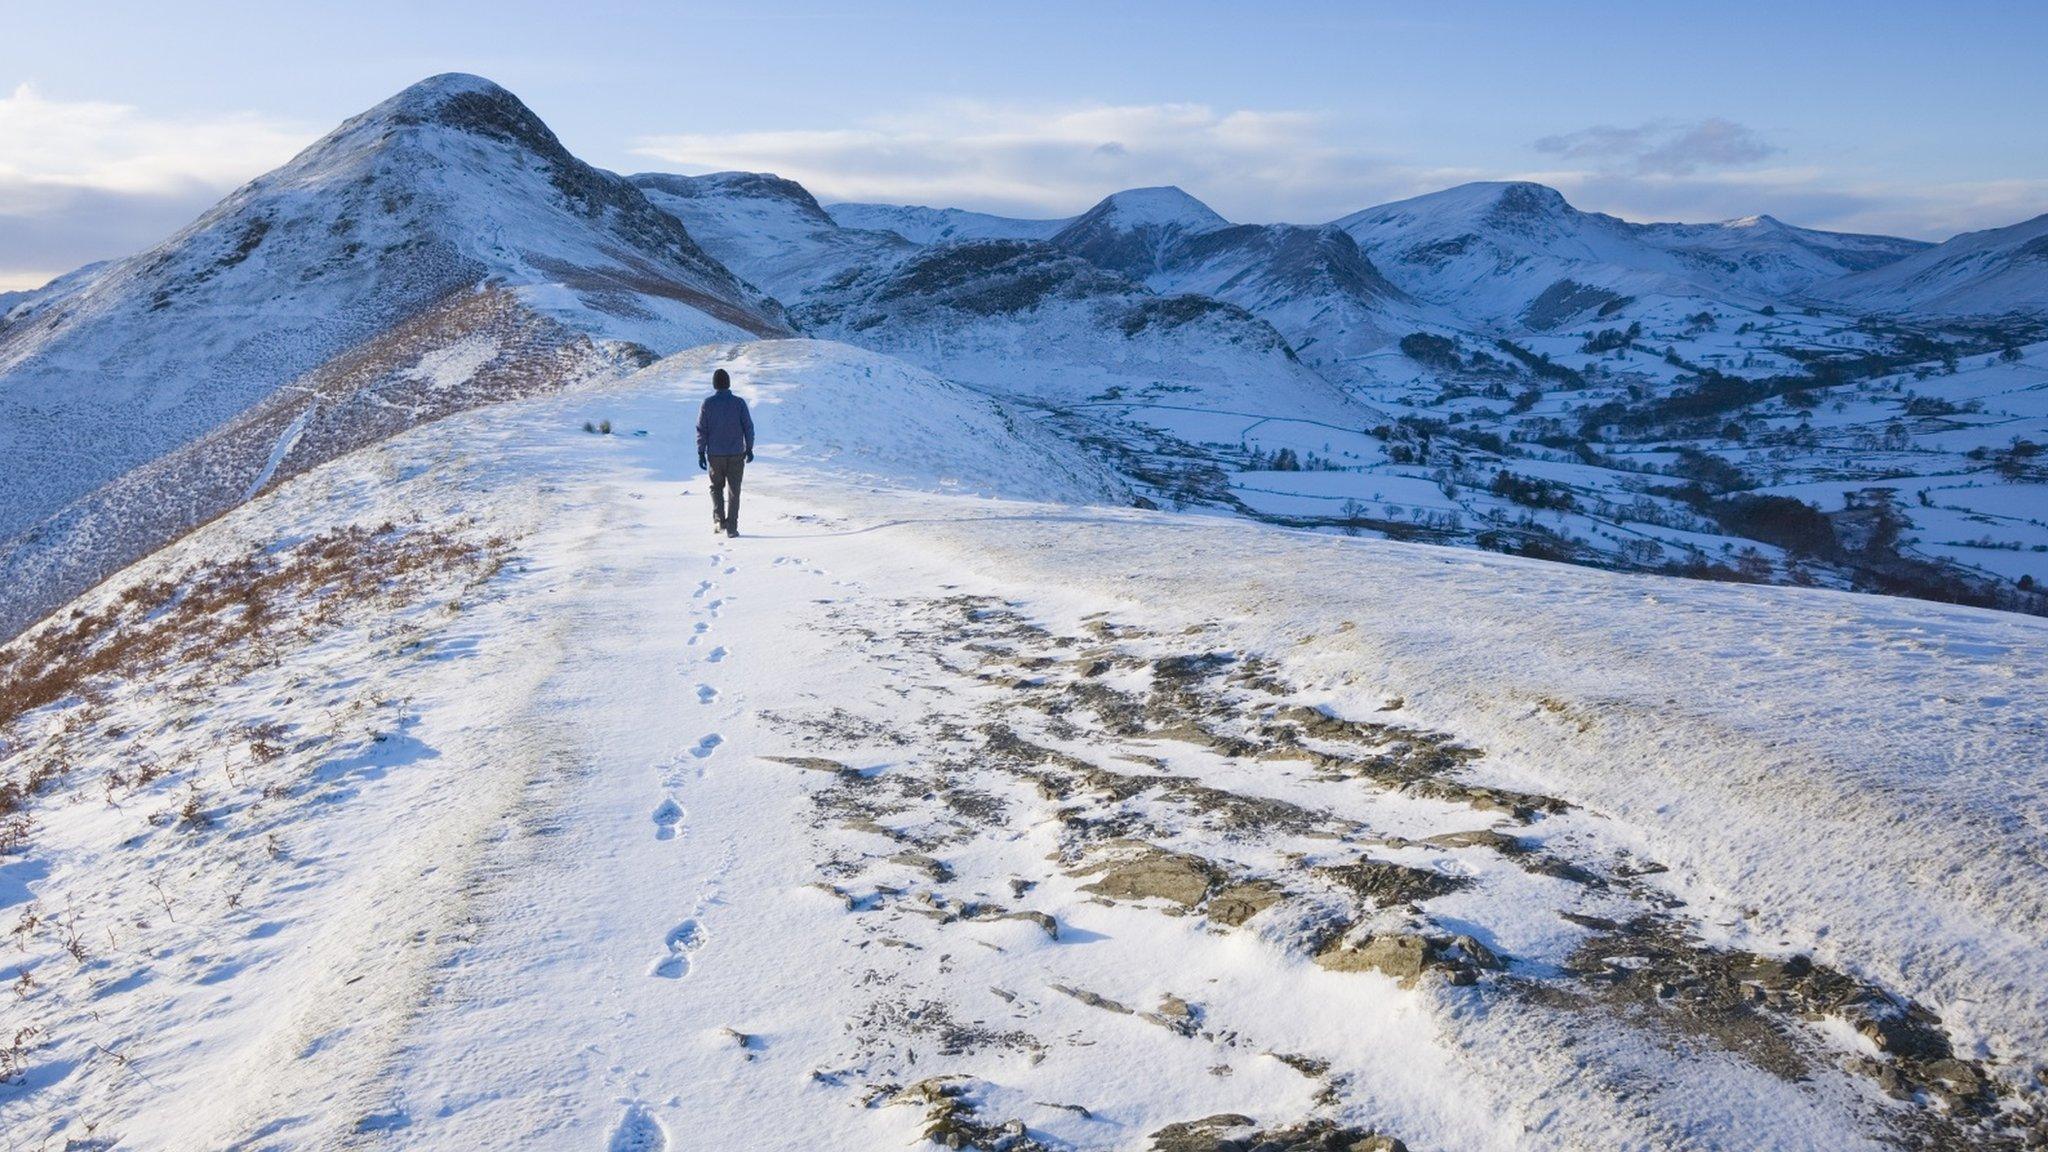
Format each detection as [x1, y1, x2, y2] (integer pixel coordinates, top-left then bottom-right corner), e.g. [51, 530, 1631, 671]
[3, 338, 2042, 1150]
[629, 341, 1128, 503]
[1818, 213, 2048, 317]
[631, 172, 914, 302]
[0, 73, 784, 641]
[825, 202, 1073, 244]
[1636, 214, 1930, 297]
[1332, 182, 1944, 329]
[1335, 182, 1726, 327]
[1044, 188, 1440, 385]
[789, 236, 1401, 508]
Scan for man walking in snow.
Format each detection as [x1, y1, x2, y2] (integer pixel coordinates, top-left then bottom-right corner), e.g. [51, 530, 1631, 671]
[697, 367, 755, 537]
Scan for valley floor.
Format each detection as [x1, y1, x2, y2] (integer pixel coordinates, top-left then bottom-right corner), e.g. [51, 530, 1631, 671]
[3, 351, 2046, 1150]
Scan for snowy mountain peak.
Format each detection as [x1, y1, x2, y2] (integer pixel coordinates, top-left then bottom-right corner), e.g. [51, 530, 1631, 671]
[1484, 179, 1576, 219]
[1380, 180, 1581, 227]
[1084, 185, 1230, 230]
[1050, 186, 1230, 279]
[0, 73, 788, 636]
[342, 72, 566, 157]
[376, 70, 514, 111]
[1333, 181, 1601, 250]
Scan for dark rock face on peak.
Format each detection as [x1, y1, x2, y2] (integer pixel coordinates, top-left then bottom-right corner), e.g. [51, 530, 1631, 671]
[793, 236, 1308, 375]
[1488, 181, 1573, 221]
[1177, 224, 1406, 305]
[375, 73, 563, 151]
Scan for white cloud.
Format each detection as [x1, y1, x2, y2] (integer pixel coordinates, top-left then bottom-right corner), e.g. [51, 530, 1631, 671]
[1533, 118, 1780, 177]
[0, 83, 311, 211]
[0, 269, 57, 293]
[0, 84, 314, 286]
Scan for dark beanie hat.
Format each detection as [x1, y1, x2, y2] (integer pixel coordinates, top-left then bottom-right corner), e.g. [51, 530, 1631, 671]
[713, 368, 731, 390]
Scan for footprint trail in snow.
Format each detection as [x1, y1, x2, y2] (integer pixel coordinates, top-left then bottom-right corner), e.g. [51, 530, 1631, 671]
[650, 797, 683, 841]
[650, 918, 706, 979]
[606, 1102, 669, 1152]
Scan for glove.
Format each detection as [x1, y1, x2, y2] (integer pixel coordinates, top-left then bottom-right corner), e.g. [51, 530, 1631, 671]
[744, 449, 754, 463]
[697, 453, 707, 470]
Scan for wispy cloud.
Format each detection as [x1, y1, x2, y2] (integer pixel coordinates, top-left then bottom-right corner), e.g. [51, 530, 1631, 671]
[632, 101, 1455, 224]
[1514, 162, 2048, 239]
[0, 84, 312, 288]
[1533, 118, 1780, 177]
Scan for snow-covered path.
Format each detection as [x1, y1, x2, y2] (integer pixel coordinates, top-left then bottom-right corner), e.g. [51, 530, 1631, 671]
[4, 341, 2045, 1150]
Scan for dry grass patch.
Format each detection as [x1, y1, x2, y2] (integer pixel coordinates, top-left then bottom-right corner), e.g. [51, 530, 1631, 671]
[0, 521, 507, 845]
[0, 522, 502, 732]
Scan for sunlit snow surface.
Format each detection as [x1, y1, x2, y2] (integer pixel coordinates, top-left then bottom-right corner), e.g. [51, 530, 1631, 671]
[3, 340, 2041, 1150]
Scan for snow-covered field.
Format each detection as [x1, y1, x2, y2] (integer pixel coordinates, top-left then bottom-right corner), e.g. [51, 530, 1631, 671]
[4, 340, 2042, 1150]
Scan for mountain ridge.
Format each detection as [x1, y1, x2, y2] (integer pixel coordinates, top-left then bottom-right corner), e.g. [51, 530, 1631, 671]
[0, 71, 786, 639]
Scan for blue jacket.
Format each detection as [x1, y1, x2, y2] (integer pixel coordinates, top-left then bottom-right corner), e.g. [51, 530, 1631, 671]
[696, 390, 754, 457]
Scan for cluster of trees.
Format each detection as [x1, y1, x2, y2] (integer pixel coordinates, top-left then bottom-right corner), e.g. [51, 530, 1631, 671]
[1245, 446, 1350, 472]
[1969, 438, 2046, 481]
[1488, 469, 1579, 512]
[1494, 338, 1587, 387]
[1580, 322, 1641, 354]
[1707, 494, 1838, 558]
[1399, 332, 1462, 371]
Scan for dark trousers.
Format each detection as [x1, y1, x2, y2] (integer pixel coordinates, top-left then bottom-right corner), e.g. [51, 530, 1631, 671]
[708, 453, 746, 528]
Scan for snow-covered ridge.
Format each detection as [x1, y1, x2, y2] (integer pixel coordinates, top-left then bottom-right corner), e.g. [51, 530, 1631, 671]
[824, 201, 1073, 244]
[619, 340, 1127, 503]
[1818, 212, 2048, 316]
[0, 73, 787, 641]
[2, 336, 2041, 1147]
[1332, 180, 1938, 318]
[632, 170, 837, 227]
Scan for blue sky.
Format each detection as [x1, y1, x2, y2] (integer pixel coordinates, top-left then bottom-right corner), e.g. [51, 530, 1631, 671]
[3, 0, 2045, 288]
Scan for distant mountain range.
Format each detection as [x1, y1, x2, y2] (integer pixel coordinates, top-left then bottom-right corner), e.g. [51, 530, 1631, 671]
[3, 72, 2045, 639]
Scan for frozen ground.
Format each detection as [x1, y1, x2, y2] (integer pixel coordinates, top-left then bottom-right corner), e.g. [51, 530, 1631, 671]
[2, 340, 2043, 1150]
